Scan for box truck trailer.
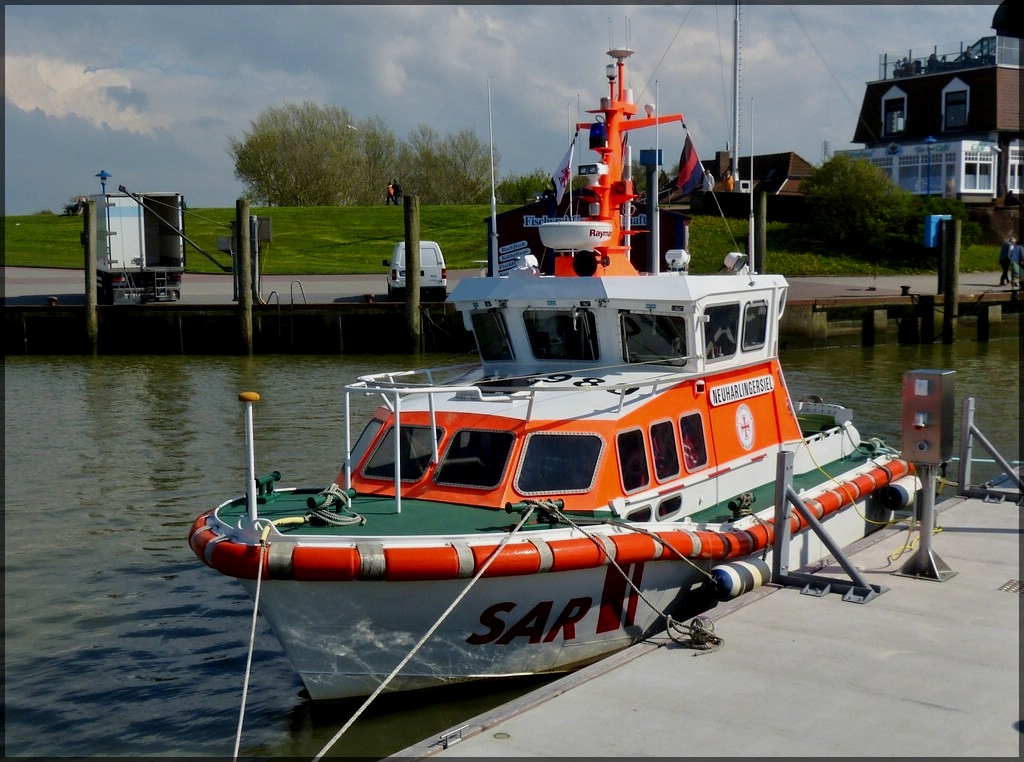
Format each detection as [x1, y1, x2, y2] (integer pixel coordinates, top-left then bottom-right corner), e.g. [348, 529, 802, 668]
[93, 191, 185, 304]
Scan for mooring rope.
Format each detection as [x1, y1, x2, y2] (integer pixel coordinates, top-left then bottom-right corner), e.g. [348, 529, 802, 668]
[310, 504, 538, 761]
[233, 523, 272, 760]
[524, 500, 724, 655]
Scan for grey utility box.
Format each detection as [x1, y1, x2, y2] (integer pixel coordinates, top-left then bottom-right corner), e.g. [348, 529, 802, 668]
[901, 369, 955, 465]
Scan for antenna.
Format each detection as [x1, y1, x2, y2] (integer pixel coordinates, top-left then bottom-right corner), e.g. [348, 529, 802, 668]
[748, 96, 755, 273]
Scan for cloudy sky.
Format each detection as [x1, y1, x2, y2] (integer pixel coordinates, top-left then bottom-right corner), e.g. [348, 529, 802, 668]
[4, 2, 1000, 215]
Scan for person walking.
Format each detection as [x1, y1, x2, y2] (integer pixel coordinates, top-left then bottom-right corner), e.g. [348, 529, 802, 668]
[385, 182, 396, 206]
[998, 236, 1015, 285]
[1010, 237, 1024, 289]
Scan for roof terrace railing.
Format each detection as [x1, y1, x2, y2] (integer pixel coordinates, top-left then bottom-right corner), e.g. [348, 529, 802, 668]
[876, 35, 1022, 81]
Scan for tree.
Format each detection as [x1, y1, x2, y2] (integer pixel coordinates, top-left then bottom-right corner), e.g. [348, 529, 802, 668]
[228, 102, 362, 206]
[799, 154, 917, 261]
[350, 115, 401, 205]
[399, 125, 495, 204]
[497, 169, 552, 205]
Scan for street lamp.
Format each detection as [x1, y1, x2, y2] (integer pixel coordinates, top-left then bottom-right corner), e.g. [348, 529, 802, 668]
[924, 136, 937, 197]
[95, 170, 112, 194]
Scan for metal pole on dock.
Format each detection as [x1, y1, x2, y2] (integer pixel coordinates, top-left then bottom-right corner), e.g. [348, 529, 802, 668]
[403, 195, 421, 352]
[236, 199, 253, 354]
[83, 198, 98, 354]
[941, 219, 960, 344]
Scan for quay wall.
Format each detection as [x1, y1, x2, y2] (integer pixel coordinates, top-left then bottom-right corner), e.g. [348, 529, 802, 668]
[4, 293, 1021, 355]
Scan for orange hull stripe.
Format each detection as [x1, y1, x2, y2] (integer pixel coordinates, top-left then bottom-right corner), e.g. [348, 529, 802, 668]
[193, 460, 912, 581]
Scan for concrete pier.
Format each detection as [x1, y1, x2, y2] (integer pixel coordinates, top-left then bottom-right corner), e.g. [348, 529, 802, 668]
[395, 492, 1021, 758]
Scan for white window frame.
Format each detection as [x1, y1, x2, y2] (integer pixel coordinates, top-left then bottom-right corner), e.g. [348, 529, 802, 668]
[941, 78, 969, 132]
[881, 86, 907, 137]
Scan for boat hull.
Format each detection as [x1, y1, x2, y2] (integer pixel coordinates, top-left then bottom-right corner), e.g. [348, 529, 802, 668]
[220, 469, 902, 701]
[243, 560, 708, 700]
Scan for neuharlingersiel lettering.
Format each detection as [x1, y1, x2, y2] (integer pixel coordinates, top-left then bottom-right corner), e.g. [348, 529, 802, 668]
[709, 375, 775, 406]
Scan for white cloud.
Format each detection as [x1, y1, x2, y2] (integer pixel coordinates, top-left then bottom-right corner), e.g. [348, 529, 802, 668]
[3, 3, 1002, 215]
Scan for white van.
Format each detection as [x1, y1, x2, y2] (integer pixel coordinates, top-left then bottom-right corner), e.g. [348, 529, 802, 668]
[383, 241, 447, 301]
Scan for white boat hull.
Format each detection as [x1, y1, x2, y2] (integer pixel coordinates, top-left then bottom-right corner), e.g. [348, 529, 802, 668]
[240, 497, 883, 700]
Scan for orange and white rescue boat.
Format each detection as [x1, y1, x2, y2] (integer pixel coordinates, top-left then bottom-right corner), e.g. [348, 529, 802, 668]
[190, 47, 913, 701]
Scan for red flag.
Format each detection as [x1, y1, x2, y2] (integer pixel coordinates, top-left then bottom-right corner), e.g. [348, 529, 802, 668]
[675, 135, 703, 196]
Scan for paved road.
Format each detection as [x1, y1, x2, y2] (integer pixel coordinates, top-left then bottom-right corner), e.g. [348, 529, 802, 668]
[1, 266, 1011, 307]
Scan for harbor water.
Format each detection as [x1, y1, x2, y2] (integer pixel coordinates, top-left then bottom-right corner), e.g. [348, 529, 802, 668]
[3, 339, 1019, 757]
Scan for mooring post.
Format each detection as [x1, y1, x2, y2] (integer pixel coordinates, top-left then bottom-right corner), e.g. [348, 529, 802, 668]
[237, 199, 253, 354]
[941, 219, 960, 344]
[404, 195, 421, 353]
[83, 198, 99, 354]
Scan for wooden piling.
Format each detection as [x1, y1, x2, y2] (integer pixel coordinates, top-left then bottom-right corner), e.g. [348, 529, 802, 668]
[404, 195, 421, 352]
[237, 199, 252, 354]
[83, 198, 98, 354]
[755, 191, 767, 273]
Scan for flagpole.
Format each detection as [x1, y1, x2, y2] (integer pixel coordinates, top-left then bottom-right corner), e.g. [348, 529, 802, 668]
[651, 80, 660, 275]
[488, 79, 497, 277]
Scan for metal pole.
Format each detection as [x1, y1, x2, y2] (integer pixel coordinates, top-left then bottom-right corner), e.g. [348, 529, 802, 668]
[894, 463, 956, 581]
[240, 391, 261, 522]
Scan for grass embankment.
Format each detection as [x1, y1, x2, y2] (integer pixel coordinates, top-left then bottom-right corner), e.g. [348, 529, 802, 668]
[3, 206, 998, 276]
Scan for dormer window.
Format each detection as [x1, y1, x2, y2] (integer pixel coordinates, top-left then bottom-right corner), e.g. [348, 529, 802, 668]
[942, 78, 969, 131]
[882, 86, 907, 137]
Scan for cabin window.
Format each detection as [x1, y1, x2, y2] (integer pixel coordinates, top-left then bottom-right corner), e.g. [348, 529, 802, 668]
[435, 429, 515, 489]
[657, 494, 682, 520]
[363, 425, 445, 482]
[679, 412, 708, 472]
[351, 418, 384, 469]
[741, 301, 768, 351]
[650, 420, 680, 482]
[471, 309, 514, 361]
[620, 312, 688, 365]
[617, 429, 650, 493]
[516, 432, 603, 494]
[626, 505, 652, 522]
[524, 308, 599, 361]
[703, 304, 739, 359]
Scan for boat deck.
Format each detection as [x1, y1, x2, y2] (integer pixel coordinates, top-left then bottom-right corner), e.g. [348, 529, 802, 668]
[216, 452, 876, 537]
[393, 492, 1021, 758]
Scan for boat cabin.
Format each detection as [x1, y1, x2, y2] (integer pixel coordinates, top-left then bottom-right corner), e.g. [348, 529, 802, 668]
[343, 265, 798, 521]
